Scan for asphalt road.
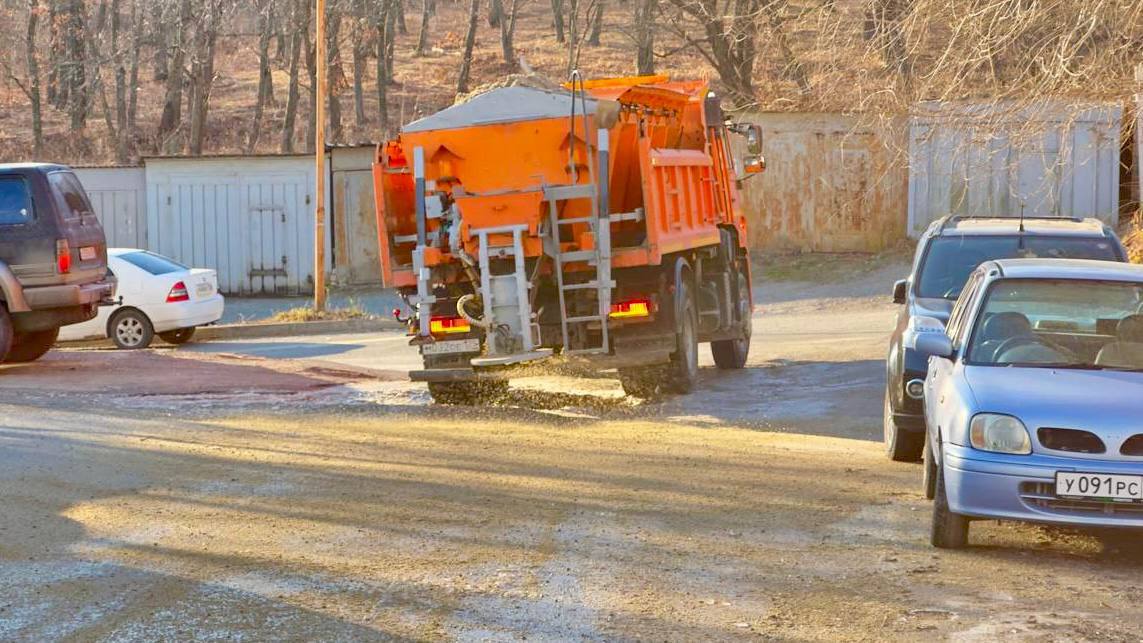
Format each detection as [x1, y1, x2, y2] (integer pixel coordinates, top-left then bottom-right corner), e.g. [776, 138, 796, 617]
[3, 261, 1143, 640]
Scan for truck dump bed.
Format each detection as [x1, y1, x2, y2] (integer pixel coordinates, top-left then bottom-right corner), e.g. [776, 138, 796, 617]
[373, 76, 747, 288]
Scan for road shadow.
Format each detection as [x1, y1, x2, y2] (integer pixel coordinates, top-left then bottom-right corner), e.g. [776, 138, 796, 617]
[187, 340, 369, 360]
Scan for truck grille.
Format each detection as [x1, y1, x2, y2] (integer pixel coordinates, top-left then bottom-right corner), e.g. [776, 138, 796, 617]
[1020, 482, 1143, 518]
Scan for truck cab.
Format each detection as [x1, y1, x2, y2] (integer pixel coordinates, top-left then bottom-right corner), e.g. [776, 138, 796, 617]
[0, 163, 117, 364]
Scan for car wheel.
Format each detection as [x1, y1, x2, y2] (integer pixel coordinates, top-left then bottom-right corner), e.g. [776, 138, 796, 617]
[711, 270, 752, 370]
[5, 327, 60, 363]
[931, 462, 970, 549]
[159, 327, 197, 345]
[0, 306, 13, 363]
[884, 389, 924, 462]
[667, 279, 699, 394]
[922, 436, 938, 500]
[110, 309, 155, 350]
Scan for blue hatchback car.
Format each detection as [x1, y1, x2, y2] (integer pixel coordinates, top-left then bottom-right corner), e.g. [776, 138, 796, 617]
[915, 258, 1143, 548]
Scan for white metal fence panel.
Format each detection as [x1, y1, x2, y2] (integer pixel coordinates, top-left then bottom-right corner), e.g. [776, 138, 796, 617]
[145, 156, 329, 295]
[73, 167, 147, 248]
[908, 102, 1122, 237]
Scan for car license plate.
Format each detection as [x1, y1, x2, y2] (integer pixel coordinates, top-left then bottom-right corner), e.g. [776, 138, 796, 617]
[79, 246, 97, 261]
[196, 282, 213, 297]
[1056, 472, 1143, 502]
[421, 338, 480, 356]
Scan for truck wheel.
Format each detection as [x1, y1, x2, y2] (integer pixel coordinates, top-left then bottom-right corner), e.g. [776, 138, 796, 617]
[0, 306, 13, 363]
[159, 327, 197, 345]
[5, 328, 59, 363]
[666, 278, 699, 393]
[428, 380, 508, 405]
[711, 270, 751, 369]
[884, 390, 923, 462]
[110, 309, 155, 350]
[931, 462, 970, 549]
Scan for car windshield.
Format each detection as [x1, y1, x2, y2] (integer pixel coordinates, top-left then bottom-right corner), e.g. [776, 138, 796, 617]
[917, 236, 1120, 299]
[966, 278, 1143, 370]
[119, 251, 188, 275]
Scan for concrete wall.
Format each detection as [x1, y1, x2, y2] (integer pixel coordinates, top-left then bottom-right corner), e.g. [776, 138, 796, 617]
[737, 113, 908, 253]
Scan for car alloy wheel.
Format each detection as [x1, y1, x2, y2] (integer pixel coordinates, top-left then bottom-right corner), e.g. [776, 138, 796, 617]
[110, 310, 155, 350]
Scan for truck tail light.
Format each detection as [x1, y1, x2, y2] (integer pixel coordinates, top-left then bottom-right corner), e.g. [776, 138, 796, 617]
[166, 281, 190, 303]
[610, 298, 653, 319]
[430, 316, 471, 335]
[56, 239, 71, 274]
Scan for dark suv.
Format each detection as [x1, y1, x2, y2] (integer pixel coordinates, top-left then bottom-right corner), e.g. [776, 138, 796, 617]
[884, 215, 1127, 462]
[0, 163, 116, 364]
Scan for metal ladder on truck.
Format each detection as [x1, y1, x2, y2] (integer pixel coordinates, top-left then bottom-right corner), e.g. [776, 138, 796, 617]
[546, 72, 614, 356]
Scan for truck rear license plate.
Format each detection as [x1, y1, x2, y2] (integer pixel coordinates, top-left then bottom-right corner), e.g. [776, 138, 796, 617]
[422, 338, 480, 356]
[1056, 472, 1143, 502]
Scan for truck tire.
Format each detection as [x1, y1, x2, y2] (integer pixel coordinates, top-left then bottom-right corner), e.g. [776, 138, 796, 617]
[5, 328, 59, 363]
[427, 380, 508, 405]
[159, 327, 197, 345]
[110, 309, 155, 350]
[711, 270, 751, 369]
[666, 278, 699, 393]
[0, 306, 12, 363]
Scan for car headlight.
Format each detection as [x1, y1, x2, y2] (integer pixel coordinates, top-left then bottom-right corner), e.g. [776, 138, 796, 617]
[970, 414, 1032, 455]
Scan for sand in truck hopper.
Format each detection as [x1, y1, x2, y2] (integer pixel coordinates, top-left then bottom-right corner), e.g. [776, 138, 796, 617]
[372, 75, 766, 403]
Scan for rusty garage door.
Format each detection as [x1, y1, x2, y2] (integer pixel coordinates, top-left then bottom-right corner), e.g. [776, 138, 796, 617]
[737, 113, 907, 252]
[332, 146, 382, 286]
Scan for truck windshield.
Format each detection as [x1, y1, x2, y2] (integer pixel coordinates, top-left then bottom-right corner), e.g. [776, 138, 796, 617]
[917, 236, 1120, 300]
[119, 251, 188, 275]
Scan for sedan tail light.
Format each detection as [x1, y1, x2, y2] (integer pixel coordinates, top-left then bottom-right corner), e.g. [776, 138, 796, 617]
[166, 281, 190, 303]
[56, 239, 71, 274]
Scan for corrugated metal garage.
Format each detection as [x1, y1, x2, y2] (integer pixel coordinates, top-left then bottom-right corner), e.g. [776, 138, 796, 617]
[737, 113, 908, 252]
[73, 166, 147, 248]
[908, 101, 1122, 236]
[144, 155, 331, 295]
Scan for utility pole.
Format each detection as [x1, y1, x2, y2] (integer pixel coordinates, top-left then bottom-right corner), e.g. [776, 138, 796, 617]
[314, 0, 328, 311]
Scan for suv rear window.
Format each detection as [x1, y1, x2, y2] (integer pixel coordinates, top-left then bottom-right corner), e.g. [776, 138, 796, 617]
[0, 177, 32, 225]
[119, 251, 188, 275]
[48, 171, 96, 220]
[918, 235, 1122, 299]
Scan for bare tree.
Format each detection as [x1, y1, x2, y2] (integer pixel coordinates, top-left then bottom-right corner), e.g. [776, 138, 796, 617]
[551, 0, 565, 42]
[588, 0, 604, 46]
[187, 0, 225, 155]
[158, 0, 193, 153]
[375, 0, 395, 134]
[326, 0, 345, 143]
[633, 0, 655, 74]
[664, 0, 761, 106]
[456, 0, 481, 95]
[3, 0, 46, 156]
[499, 0, 524, 69]
[248, 0, 276, 152]
[351, 0, 369, 126]
[281, 0, 309, 153]
[126, 0, 142, 157]
[415, 0, 432, 56]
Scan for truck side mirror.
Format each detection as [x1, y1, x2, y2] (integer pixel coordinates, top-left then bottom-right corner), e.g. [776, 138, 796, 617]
[743, 155, 765, 176]
[745, 125, 763, 156]
[893, 279, 908, 304]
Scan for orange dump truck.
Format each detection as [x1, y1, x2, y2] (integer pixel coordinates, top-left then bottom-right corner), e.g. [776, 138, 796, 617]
[373, 74, 764, 402]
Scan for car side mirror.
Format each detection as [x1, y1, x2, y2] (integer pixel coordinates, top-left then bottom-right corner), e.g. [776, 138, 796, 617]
[892, 279, 908, 304]
[915, 333, 954, 359]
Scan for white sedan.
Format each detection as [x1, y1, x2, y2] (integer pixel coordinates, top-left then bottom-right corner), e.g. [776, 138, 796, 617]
[59, 249, 225, 349]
